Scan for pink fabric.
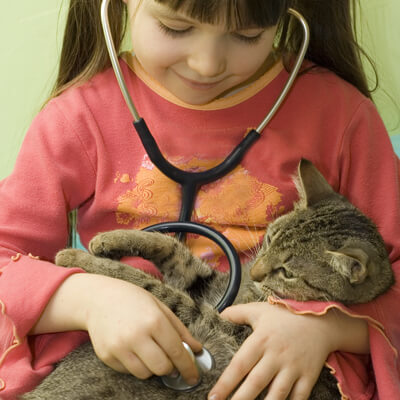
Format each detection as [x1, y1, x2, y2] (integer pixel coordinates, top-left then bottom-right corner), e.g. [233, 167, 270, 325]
[0, 58, 399, 398]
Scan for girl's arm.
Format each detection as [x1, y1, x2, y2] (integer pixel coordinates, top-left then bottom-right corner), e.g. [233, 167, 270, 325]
[30, 272, 201, 383]
[0, 95, 201, 397]
[209, 303, 368, 400]
[0, 99, 99, 397]
[210, 99, 400, 400]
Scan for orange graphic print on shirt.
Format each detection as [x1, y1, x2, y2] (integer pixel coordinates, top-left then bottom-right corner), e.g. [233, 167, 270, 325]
[114, 155, 285, 270]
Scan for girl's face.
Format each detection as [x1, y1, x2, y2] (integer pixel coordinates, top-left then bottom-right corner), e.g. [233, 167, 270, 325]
[124, 0, 278, 105]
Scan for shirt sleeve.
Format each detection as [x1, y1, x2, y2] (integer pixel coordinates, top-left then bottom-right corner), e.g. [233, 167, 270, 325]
[338, 98, 400, 399]
[0, 99, 96, 398]
[273, 99, 400, 399]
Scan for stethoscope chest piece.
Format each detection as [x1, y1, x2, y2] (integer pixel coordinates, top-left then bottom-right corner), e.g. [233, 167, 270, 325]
[160, 342, 215, 392]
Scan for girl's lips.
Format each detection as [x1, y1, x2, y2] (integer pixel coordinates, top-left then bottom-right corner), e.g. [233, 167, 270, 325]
[175, 72, 223, 90]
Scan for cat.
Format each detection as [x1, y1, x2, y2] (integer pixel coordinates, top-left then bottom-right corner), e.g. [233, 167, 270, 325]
[22, 159, 394, 400]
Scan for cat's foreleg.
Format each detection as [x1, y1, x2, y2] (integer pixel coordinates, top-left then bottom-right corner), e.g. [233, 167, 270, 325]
[89, 230, 175, 261]
[56, 248, 152, 284]
[89, 230, 225, 296]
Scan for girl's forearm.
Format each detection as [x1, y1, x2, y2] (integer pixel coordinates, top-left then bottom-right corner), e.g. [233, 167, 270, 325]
[29, 273, 106, 335]
[324, 308, 370, 354]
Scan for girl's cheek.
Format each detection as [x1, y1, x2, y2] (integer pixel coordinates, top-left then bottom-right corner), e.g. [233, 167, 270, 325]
[143, 46, 182, 71]
[133, 29, 182, 65]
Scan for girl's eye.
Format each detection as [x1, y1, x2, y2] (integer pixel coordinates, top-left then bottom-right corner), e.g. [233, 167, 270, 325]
[232, 32, 264, 45]
[158, 21, 192, 37]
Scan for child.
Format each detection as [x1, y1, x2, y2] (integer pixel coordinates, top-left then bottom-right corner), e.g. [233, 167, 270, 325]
[0, 0, 399, 399]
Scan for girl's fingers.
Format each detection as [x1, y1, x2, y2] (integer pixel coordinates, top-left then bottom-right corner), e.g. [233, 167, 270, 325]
[288, 376, 316, 400]
[102, 353, 153, 380]
[119, 352, 153, 380]
[220, 304, 253, 325]
[152, 302, 200, 384]
[133, 338, 174, 376]
[209, 336, 265, 399]
[101, 355, 129, 374]
[153, 326, 200, 384]
[229, 359, 277, 400]
[264, 369, 297, 400]
[158, 300, 203, 353]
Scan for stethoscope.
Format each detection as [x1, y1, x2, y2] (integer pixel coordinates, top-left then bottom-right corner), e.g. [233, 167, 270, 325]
[100, 0, 309, 390]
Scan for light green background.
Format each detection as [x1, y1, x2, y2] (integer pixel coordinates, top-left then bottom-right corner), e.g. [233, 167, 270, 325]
[0, 0, 399, 180]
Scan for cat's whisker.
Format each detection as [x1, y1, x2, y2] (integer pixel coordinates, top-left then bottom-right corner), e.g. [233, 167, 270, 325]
[243, 225, 262, 247]
[246, 224, 264, 250]
[226, 225, 261, 261]
[247, 235, 263, 260]
[244, 244, 260, 260]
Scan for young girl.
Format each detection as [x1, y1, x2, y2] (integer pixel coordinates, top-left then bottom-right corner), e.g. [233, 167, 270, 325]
[1, 0, 399, 399]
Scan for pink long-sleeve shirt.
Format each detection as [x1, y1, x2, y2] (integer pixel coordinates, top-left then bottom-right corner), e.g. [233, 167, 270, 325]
[0, 56, 399, 398]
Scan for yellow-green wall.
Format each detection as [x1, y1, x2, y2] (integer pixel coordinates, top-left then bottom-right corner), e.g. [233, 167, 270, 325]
[0, 1, 67, 179]
[1, 0, 399, 180]
[357, 0, 400, 137]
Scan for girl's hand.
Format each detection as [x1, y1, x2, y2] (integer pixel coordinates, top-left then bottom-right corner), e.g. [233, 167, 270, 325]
[84, 274, 202, 384]
[208, 302, 363, 400]
[31, 273, 202, 385]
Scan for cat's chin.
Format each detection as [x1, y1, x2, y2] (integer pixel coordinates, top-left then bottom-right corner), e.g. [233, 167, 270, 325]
[269, 291, 289, 300]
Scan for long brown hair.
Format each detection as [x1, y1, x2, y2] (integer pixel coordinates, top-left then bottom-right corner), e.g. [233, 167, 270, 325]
[278, 0, 376, 98]
[52, 0, 376, 100]
[51, 0, 127, 98]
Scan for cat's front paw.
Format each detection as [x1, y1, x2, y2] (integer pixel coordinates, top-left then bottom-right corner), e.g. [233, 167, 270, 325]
[55, 249, 90, 269]
[89, 230, 139, 259]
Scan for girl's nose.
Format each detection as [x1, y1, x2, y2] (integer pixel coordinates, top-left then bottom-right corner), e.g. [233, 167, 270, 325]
[187, 38, 226, 78]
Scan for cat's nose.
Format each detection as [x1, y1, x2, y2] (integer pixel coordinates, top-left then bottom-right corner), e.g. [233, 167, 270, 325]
[250, 260, 267, 282]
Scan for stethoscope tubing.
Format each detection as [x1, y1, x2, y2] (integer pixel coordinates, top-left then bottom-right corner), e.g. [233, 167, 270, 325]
[134, 120, 261, 223]
[101, 0, 310, 226]
[142, 222, 241, 313]
[101, 0, 140, 121]
[99, 0, 310, 311]
[257, 8, 310, 132]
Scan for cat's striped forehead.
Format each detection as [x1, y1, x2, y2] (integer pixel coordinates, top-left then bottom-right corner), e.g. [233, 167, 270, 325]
[266, 199, 381, 251]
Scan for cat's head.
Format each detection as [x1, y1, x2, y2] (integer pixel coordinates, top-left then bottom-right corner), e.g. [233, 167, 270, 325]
[250, 159, 394, 304]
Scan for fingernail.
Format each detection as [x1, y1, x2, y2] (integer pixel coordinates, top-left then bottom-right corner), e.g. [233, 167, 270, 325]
[187, 376, 200, 386]
[208, 394, 219, 400]
[167, 369, 179, 379]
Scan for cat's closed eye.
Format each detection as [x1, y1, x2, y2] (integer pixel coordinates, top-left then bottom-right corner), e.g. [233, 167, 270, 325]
[274, 266, 295, 279]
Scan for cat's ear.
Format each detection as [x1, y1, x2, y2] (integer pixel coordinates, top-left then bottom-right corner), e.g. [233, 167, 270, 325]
[326, 247, 369, 284]
[295, 159, 335, 207]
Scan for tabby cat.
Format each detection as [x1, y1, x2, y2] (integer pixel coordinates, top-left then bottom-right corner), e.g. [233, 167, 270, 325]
[22, 159, 394, 400]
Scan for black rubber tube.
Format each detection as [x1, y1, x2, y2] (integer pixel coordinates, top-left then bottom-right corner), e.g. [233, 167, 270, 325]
[133, 118, 260, 187]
